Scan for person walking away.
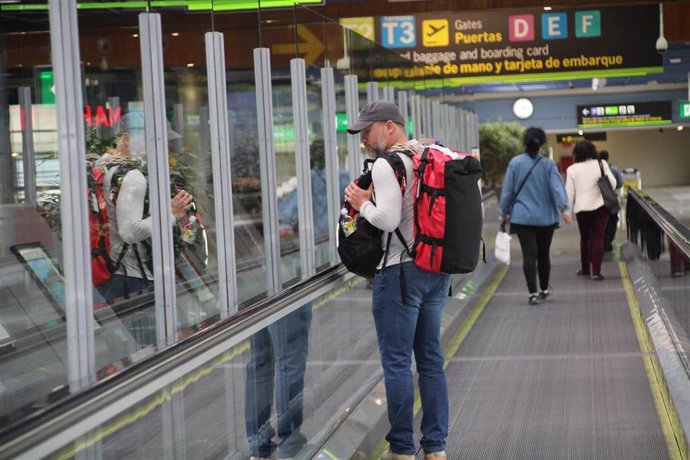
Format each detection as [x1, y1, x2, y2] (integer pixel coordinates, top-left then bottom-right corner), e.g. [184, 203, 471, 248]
[344, 101, 450, 460]
[598, 150, 623, 253]
[565, 140, 617, 280]
[498, 127, 571, 305]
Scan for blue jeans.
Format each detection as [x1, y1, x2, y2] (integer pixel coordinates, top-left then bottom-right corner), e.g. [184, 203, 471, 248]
[245, 304, 312, 459]
[98, 274, 153, 302]
[372, 262, 451, 455]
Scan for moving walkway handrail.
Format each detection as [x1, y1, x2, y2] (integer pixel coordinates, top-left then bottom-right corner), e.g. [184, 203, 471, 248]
[0, 190, 497, 456]
[626, 187, 690, 261]
[0, 265, 350, 458]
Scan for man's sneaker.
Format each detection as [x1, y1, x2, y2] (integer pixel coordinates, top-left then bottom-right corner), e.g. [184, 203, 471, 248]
[591, 273, 605, 281]
[528, 293, 541, 305]
[539, 286, 552, 301]
[382, 453, 415, 460]
[425, 451, 447, 459]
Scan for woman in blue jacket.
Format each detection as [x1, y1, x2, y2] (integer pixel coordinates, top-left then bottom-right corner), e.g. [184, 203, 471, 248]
[499, 127, 572, 305]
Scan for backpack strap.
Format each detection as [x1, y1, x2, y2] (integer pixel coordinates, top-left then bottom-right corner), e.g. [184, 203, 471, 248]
[109, 162, 153, 281]
[378, 151, 414, 305]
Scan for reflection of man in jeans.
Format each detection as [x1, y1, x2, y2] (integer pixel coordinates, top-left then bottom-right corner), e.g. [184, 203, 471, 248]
[245, 304, 312, 460]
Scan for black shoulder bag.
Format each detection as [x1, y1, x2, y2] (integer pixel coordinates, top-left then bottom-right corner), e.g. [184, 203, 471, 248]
[597, 160, 621, 214]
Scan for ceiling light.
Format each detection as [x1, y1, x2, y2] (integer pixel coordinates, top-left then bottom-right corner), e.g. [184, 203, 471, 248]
[578, 130, 584, 135]
[543, 6, 552, 11]
[678, 126, 684, 131]
[186, 63, 194, 68]
[132, 33, 138, 38]
[171, 32, 180, 37]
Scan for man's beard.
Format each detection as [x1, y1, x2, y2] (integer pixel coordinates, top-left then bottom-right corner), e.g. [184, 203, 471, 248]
[367, 133, 388, 156]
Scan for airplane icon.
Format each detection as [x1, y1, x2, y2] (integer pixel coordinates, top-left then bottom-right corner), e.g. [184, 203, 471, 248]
[427, 23, 446, 36]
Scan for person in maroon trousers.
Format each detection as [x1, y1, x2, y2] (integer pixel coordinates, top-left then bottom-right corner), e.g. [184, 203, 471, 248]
[565, 140, 617, 280]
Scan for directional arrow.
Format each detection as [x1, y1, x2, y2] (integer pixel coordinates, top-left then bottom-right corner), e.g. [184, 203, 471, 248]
[272, 25, 324, 65]
[582, 108, 590, 116]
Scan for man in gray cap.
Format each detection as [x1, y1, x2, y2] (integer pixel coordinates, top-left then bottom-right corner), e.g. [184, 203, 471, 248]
[345, 101, 451, 460]
[98, 111, 193, 301]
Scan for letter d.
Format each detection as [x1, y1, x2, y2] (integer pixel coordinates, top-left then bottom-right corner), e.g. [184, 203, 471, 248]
[515, 19, 529, 38]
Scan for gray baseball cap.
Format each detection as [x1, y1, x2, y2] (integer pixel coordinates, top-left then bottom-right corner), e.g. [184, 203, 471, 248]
[120, 111, 182, 140]
[347, 101, 404, 134]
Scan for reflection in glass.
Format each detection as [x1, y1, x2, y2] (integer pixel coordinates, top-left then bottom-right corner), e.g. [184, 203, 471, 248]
[0, 4, 70, 425]
[245, 304, 312, 459]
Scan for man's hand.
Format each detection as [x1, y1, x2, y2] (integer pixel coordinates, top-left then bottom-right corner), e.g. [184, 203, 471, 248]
[345, 181, 372, 212]
[171, 190, 193, 219]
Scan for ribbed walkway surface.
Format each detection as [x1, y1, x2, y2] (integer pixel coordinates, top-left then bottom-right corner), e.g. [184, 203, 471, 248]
[429, 216, 671, 459]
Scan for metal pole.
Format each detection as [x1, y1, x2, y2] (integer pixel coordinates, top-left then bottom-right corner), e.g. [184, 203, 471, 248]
[383, 86, 395, 103]
[432, 100, 441, 142]
[48, 0, 95, 390]
[254, 47, 281, 294]
[205, 31, 238, 315]
[321, 67, 339, 266]
[366, 81, 379, 103]
[398, 90, 408, 139]
[173, 103, 184, 155]
[140, 12, 178, 347]
[18, 87, 36, 204]
[345, 74, 361, 180]
[290, 58, 315, 278]
[108, 96, 121, 135]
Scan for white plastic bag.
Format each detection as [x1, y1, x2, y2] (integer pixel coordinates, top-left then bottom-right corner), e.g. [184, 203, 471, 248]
[495, 230, 511, 265]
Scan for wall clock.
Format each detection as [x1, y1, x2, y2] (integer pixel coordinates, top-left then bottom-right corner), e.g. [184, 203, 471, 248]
[513, 98, 534, 119]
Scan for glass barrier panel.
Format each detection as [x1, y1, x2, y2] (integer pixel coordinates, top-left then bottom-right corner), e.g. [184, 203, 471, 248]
[40, 278, 380, 459]
[258, 8, 304, 287]
[0, 2, 69, 425]
[297, 7, 342, 271]
[158, 7, 221, 339]
[76, 4, 160, 378]
[215, 10, 265, 306]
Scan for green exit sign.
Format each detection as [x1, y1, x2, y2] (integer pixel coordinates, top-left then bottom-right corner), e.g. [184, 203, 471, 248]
[680, 101, 690, 120]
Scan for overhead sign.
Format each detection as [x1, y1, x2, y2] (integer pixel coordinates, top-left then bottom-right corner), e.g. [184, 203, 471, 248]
[340, 17, 376, 42]
[577, 101, 672, 128]
[346, 4, 662, 83]
[271, 25, 325, 65]
[1, 0, 322, 12]
[556, 132, 607, 144]
[680, 101, 690, 120]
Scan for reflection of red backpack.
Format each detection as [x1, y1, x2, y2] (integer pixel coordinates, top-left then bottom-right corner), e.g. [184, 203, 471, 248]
[87, 160, 117, 286]
[87, 159, 143, 286]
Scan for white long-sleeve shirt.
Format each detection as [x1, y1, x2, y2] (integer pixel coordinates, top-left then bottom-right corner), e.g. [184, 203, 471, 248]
[104, 165, 154, 280]
[360, 150, 416, 269]
[565, 159, 617, 213]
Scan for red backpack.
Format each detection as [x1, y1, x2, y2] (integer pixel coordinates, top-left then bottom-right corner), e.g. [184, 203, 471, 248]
[393, 145, 484, 274]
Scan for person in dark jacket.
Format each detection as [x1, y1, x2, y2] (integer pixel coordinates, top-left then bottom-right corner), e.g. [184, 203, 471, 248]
[499, 127, 571, 305]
